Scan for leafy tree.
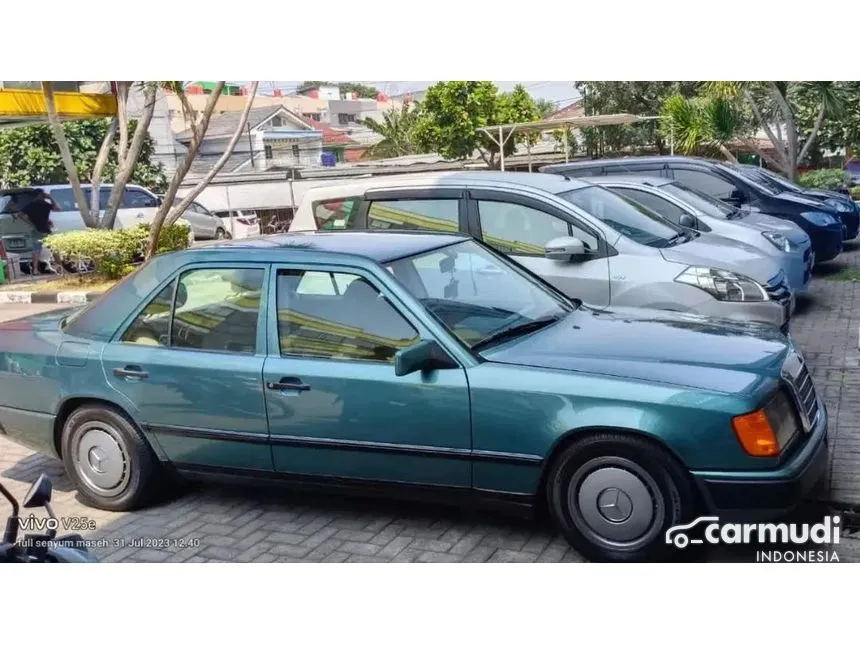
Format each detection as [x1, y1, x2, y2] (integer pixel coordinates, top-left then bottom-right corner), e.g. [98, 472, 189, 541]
[361, 103, 423, 159]
[660, 94, 740, 162]
[704, 81, 842, 179]
[534, 98, 556, 119]
[575, 82, 702, 155]
[414, 81, 541, 168]
[794, 81, 860, 163]
[0, 118, 166, 192]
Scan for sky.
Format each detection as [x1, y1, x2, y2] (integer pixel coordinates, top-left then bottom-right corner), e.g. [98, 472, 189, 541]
[251, 81, 580, 108]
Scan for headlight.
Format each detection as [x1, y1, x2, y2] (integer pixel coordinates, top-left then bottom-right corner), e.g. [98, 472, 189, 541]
[761, 230, 794, 253]
[802, 211, 838, 226]
[675, 266, 768, 302]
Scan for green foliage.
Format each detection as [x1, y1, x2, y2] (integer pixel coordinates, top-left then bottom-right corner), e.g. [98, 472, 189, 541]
[851, 186, 860, 200]
[795, 82, 860, 163]
[44, 223, 190, 279]
[361, 103, 424, 159]
[660, 94, 739, 160]
[575, 82, 702, 155]
[298, 81, 380, 99]
[797, 169, 851, 191]
[534, 98, 556, 119]
[414, 82, 541, 166]
[0, 118, 166, 191]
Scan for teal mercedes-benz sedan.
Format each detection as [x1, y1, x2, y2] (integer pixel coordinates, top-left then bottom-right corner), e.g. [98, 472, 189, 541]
[0, 231, 829, 561]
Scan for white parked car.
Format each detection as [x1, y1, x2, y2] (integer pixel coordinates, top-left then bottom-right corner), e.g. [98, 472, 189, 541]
[211, 209, 261, 239]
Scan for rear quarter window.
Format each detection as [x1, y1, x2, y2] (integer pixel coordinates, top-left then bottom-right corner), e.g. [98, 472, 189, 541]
[313, 198, 359, 230]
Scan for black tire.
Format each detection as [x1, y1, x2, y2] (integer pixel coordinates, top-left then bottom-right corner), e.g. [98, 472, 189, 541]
[546, 432, 696, 562]
[60, 404, 161, 511]
[215, 228, 231, 240]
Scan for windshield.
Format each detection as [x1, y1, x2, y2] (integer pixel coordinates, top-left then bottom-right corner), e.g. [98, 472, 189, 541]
[742, 166, 803, 194]
[661, 182, 740, 220]
[559, 185, 687, 248]
[385, 240, 574, 350]
[718, 162, 778, 196]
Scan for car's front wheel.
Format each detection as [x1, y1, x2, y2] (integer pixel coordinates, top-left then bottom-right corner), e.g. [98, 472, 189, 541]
[546, 433, 696, 562]
[61, 404, 161, 511]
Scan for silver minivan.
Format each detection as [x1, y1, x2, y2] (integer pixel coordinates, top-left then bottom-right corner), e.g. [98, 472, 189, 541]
[288, 171, 792, 330]
[589, 175, 815, 296]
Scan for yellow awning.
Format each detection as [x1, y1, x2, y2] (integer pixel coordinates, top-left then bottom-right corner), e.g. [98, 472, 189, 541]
[0, 88, 117, 128]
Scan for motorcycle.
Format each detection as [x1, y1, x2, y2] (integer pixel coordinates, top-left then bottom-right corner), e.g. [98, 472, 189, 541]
[0, 473, 98, 563]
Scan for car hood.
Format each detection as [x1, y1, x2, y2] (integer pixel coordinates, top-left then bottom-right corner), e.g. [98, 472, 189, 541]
[733, 212, 810, 245]
[776, 190, 839, 212]
[483, 307, 790, 395]
[659, 234, 782, 283]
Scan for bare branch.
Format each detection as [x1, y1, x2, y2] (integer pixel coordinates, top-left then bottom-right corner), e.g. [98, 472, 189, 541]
[41, 81, 96, 227]
[145, 82, 227, 257]
[798, 101, 827, 166]
[166, 82, 261, 227]
[89, 117, 118, 225]
[101, 83, 158, 229]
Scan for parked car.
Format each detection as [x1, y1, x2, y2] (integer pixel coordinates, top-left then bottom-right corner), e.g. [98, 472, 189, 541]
[289, 172, 793, 331]
[211, 209, 261, 239]
[0, 231, 829, 561]
[177, 200, 229, 240]
[35, 183, 195, 243]
[542, 157, 845, 262]
[735, 164, 859, 239]
[589, 175, 814, 295]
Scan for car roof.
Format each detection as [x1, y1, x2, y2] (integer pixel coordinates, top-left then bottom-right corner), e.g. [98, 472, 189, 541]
[543, 155, 727, 172]
[587, 174, 672, 188]
[300, 170, 589, 203]
[36, 183, 148, 191]
[186, 230, 469, 263]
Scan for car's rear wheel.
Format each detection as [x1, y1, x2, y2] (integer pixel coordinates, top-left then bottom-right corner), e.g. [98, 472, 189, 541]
[61, 404, 160, 511]
[546, 432, 696, 562]
[215, 228, 231, 240]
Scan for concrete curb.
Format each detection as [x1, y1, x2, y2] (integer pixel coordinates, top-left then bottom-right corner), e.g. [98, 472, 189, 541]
[0, 291, 101, 305]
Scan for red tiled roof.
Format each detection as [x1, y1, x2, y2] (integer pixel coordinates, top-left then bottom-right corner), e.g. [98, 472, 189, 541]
[549, 99, 584, 121]
[299, 116, 357, 146]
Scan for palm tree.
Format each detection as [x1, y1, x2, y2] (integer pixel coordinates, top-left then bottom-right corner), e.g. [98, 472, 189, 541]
[660, 94, 739, 162]
[361, 103, 422, 159]
[702, 81, 842, 179]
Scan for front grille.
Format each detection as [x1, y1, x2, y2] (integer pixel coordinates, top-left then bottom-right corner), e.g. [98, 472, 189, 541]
[781, 352, 820, 432]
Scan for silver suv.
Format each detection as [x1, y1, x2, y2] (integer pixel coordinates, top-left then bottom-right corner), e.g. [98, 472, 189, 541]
[288, 171, 791, 330]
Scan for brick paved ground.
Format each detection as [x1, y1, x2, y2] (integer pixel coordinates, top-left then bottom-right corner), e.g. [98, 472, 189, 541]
[2, 245, 860, 563]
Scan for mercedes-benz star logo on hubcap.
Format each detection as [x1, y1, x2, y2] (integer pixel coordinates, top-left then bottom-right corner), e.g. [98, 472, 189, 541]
[596, 487, 634, 523]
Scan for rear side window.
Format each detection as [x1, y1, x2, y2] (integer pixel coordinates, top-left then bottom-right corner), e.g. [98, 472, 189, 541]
[48, 187, 111, 211]
[366, 199, 459, 232]
[313, 198, 359, 230]
[671, 169, 737, 200]
[122, 188, 159, 209]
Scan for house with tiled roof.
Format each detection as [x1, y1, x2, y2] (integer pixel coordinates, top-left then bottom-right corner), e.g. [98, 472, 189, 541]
[174, 105, 323, 175]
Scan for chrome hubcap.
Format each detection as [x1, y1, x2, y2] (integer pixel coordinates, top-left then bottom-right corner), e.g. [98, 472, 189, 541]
[73, 423, 129, 497]
[568, 458, 665, 550]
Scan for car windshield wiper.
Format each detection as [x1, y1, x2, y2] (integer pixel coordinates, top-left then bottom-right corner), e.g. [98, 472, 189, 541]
[471, 314, 563, 352]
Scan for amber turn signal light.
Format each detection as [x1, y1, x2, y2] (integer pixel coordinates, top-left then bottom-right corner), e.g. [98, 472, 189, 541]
[732, 409, 779, 457]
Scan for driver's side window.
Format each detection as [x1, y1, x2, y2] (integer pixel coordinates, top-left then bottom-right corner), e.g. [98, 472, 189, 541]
[477, 200, 598, 256]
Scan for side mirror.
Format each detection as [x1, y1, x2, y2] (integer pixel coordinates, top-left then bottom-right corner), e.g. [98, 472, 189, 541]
[22, 474, 52, 509]
[678, 213, 697, 229]
[394, 340, 459, 377]
[545, 236, 586, 262]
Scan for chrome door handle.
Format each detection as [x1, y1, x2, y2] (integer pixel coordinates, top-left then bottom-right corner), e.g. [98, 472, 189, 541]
[266, 377, 310, 392]
[113, 366, 148, 380]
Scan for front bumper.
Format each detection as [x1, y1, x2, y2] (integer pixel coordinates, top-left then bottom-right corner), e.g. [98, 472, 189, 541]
[778, 244, 813, 295]
[691, 400, 829, 521]
[809, 224, 844, 263]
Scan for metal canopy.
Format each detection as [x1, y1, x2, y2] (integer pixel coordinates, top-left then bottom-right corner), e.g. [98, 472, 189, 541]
[478, 113, 656, 171]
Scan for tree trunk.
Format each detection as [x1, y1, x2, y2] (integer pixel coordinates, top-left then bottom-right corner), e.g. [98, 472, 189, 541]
[101, 83, 158, 229]
[717, 144, 738, 163]
[164, 82, 261, 228]
[115, 82, 131, 161]
[742, 88, 790, 175]
[798, 101, 827, 168]
[769, 82, 799, 179]
[144, 82, 226, 257]
[41, 82, 97, 228]
[89, 117, 118, 225]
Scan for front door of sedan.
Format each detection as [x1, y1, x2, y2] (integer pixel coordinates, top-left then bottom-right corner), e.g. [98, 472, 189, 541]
[262, 263, 472, 488]
[467, 191, 611, 307]
[102, 264, 273, 471]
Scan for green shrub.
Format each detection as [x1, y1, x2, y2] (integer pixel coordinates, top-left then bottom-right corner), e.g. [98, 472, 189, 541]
[797, 169, 851, 191]
[851, 185, 860, 200]
[44, 223, 191, 279]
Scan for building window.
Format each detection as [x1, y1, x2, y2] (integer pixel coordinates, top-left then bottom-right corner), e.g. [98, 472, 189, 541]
[264, 145, 273, 160]
[337, 113, 357, 125]
[292, 145, 300, 160]
[270, 116, 283, 127]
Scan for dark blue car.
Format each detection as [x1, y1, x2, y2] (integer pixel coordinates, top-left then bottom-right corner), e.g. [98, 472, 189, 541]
[542, 156, 845, 263]
[736, 165, 859, 241]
